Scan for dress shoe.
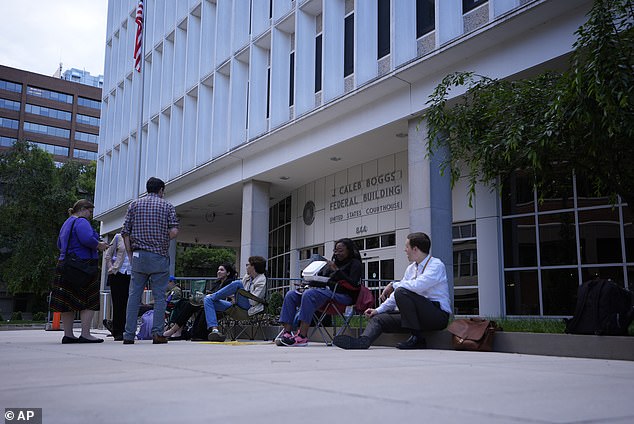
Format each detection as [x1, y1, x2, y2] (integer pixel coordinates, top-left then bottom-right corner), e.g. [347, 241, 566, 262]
[396, 335, 427, 350]
[333, 335, 371, 350]
[78, 336, 104, 344]
[113, 335, 124, 341]
[152, 334, 168, 344]
[61, 336, 80, 344]
[123, 339, 135, 344]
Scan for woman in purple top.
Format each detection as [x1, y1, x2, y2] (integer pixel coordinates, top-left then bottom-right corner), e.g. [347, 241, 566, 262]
[51, 199, 108, 344]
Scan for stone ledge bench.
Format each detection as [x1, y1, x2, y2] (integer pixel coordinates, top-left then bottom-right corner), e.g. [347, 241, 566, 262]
[257, 326, 634, 361]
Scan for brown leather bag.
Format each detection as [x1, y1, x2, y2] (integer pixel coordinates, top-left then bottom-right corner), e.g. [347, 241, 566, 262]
[447, 318, 499, 351]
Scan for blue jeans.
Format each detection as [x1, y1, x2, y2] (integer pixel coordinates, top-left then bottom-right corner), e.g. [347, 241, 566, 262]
[203, 280, 250, 328]
[280, 287, 352, 325]
[123, 251, 170, 340]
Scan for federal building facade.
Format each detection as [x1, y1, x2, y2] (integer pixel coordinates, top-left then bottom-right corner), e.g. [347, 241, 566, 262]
[95, 0, 633, 318]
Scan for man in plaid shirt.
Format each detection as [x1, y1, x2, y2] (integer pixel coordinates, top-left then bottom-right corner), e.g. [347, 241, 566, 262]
[121, 177, 179, 344]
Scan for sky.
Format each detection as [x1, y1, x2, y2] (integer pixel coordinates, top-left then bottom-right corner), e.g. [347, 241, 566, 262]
[0, 0, 108, 77]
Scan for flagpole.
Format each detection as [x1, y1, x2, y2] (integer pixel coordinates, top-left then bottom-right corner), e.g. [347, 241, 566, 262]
[132, 0, 145, 199]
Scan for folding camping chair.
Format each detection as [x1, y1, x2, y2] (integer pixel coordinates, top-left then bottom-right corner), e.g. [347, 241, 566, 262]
[310, 282, 375, 346]
[220, 288, 269, 341]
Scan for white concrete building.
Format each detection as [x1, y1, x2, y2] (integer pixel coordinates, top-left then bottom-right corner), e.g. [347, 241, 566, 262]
[96, 0, 633, 317]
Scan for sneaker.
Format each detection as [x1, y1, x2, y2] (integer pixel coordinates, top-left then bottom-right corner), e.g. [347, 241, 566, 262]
[275, 331, 293, 346]
[333, 335, 371, 350]
[207, 330, 226, 342]
[281, 333, 308, 347]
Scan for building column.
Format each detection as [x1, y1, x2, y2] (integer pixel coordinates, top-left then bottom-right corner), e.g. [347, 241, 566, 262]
[241, 180, 270, 267]
[474, 182, 504, 317]
[408, 118, 454, 306]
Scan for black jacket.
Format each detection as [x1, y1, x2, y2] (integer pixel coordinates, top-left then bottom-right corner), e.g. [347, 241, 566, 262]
[320, 258, 364, 300]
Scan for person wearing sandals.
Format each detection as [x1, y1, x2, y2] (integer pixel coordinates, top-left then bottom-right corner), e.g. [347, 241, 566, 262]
[162, 263, 237, 340]
[276, 238, 363, 347]
[203, 256, 267, 342]
[51, 199, 109, 344]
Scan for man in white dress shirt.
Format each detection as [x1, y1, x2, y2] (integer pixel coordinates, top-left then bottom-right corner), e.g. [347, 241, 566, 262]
[333, 232, 451, 350]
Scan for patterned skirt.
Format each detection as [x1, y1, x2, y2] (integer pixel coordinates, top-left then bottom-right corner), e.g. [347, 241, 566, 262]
[50, 260, 100, 312]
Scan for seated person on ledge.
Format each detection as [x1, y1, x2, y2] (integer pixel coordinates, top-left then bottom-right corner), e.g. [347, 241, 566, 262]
[276, 238, 363, 347]
[203, 256, 267, 342]
[163, 263, 237, 339]
[333, 232, 451, 350]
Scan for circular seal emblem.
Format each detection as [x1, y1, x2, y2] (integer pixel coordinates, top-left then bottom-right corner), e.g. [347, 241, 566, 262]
[303, 201, 315, 226]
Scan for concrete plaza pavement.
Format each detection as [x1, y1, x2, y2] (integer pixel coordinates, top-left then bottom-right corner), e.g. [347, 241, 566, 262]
[1, 328, 633, 424]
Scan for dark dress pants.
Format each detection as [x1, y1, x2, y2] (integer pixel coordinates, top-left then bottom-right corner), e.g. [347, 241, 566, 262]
[362, 287, 449, 343]
[109, 272, 131, 337]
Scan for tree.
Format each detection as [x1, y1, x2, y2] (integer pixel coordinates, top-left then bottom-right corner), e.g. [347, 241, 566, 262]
[0, 140, 95, 294]
[424, 0, 633, 209]
[175, 246, 236, 277]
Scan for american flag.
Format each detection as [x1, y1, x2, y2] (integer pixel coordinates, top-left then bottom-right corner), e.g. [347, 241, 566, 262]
[133, 0, 144, 72]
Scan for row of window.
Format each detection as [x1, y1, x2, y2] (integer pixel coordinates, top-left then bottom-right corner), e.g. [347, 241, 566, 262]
[0, 117, 18, 129]
[78, 97, 101, 110]
[0, 135, 16, 147]
[73, 149, 98, 161]
[24, 121, 70, 139]
[76, 113, 100, 127]
[0, 79, 22, 93]
[30, 141, 69, 157]
[0, 97, 20, 111]
[0, 137, 97, 162]
[1, 79, 101, 110]
[295, 0, 467, 96]
[25, 103, 72, 121]
[75, 131, 99, 144]
[0, 116, 98, 144]
[3, 100, 99, 126]
[26, 86, 73, 104]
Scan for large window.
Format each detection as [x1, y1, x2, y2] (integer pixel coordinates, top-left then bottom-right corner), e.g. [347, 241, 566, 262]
[268, 196, 292, 285]
[453, 222, 479, 315]
[315, 33, 322, 93]
[377, 0, 390, 59]
[289, 51, 295, 107]
[502, 171, 633, 316]
[344, 13, 354, 77]
[0, 79, 22, 93]
[26, 86, 73, 104]
[25, 104, 72, 121]
[416, 0, 435, 37]
[24, 122, 70, 139]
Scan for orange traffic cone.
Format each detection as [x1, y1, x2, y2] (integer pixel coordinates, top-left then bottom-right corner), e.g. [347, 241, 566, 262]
[49, 312, 62, 331]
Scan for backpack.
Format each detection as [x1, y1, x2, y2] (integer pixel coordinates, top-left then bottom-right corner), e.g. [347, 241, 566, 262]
[564, 279, 634, 336]
[137, 310, 154, 340]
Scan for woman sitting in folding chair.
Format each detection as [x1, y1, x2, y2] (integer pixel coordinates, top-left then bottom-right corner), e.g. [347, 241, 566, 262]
[277, 238, 363, 347]
[162, 263, 237, 340]
[203, 256, 267, 342]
